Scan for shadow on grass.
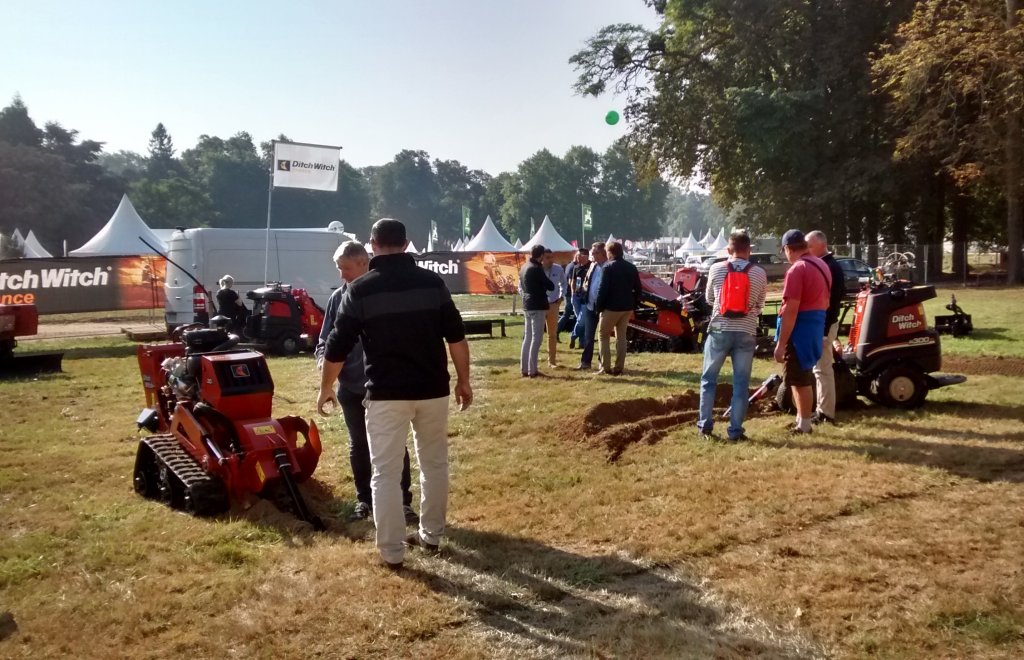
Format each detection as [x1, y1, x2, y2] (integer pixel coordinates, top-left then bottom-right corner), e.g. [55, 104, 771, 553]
[761, 434, 1024, 484]
[400, 527, 813, 657]
[925, 400, 1024, 422]
[966, 326, 1011, 341]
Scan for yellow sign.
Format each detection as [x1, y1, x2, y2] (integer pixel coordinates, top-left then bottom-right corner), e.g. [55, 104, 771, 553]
[255, 462, 266, 485]
[252, 424, 275, 435]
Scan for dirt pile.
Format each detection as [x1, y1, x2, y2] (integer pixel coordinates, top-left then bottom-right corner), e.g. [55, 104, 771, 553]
[562, 386, 773, 462]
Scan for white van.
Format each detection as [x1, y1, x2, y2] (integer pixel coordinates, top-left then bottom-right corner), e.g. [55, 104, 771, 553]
[163, 227, 351, 333]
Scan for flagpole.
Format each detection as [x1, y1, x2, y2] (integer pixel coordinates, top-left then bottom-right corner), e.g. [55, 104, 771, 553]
[264, 139, 276, 286]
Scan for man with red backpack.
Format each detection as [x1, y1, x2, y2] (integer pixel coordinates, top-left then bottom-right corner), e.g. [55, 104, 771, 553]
[697, 230, 768, 442]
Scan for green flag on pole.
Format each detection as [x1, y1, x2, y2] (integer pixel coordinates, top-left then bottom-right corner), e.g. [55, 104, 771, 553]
[530, 217, 536, 235]
[461, 206, 471, 238]
[581, 203, 593, 230]
[431, 220, 439, 241]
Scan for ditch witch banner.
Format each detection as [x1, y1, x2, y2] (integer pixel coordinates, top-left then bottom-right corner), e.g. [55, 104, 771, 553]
[0, 256, 166, 314]
[414, 251, 540, 295]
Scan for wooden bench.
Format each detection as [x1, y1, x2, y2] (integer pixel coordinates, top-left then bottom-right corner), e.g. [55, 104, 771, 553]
[463, 318, 507, 338]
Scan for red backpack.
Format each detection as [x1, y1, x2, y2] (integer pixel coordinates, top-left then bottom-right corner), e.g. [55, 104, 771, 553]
[719, 261, 753, 318]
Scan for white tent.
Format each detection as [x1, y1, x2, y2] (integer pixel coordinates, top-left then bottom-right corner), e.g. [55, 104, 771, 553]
[405, 241, 419, 254]
[452, 238, 464, 251]
[11, 228, 25, 247]
[606, 233, 617, 245]
[70, 195, 166, 256]
[23, 230, 53, 258]
[521, 215, 575, 252]
[463, 216, 516, 252]
[707, 230, 728, 252]
[512, 238, 522, 250]
[681, 232, 703, 252]
[699, 229, 714, 247]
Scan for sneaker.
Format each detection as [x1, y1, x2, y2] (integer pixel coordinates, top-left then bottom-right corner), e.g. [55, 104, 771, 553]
[812, 412, 837, 426]
[698, 431, 719, 442]
[788, 425, 813, 435]
[404, 532, 439, 554]
[728, 433, 749, 443]
[576, 364, 592, 371]
[403, 505, 420, 526]
[610, 368, 623, 376]
[381, 558, 404, 571]
[548, 362, 559, 369]
[349, 501, 372, 522]
[569, 339, 576, 349]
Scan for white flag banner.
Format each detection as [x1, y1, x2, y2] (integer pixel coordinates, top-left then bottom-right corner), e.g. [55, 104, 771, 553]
[272, 141, 341, 191]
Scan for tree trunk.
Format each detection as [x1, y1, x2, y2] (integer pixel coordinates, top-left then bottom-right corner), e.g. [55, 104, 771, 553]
[1008, 0, 1023, 284]
[950, 188, 971, 278]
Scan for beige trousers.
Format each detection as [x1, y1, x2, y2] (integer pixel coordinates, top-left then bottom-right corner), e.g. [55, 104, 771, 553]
[599, 310, 632, 372]
[545, 301, 561, 365]
[812, 321, 840, 418]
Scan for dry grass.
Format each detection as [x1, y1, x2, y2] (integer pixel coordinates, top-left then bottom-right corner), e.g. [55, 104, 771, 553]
[1, 287, 1023, 658]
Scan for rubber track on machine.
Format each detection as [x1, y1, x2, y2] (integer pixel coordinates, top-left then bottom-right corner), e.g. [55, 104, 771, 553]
[143, 434, 229, 516]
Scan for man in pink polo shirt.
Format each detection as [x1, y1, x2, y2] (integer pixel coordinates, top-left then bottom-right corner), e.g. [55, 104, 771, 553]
[774, 229, 832, 434]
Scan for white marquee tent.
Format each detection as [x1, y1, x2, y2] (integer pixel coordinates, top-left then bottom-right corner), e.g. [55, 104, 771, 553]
[463, 216, 516, 252]
[512, 238, 522, 250]
[707, 229, 728, 252]
[70, 195, 166, 256]
[23, 230, 53, 258]
[521, 215, 575, 252]
[452, 238, 464, 251]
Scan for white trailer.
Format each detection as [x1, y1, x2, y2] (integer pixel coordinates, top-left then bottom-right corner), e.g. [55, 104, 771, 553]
[163, 227, 351, 333]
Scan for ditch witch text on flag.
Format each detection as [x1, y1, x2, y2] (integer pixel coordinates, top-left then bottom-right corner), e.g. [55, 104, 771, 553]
[273, 141, 341, 192]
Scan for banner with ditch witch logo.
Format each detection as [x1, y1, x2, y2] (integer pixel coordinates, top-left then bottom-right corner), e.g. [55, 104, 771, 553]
[0, 256, 166, 314]
[414, 251, 532, 295]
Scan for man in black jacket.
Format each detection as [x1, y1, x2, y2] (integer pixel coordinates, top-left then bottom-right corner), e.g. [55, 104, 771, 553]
[595, 241, 642, 375]
[519, 244, 554, 377]
[317, 218, 472, 569]
[807, 230, 846, 424]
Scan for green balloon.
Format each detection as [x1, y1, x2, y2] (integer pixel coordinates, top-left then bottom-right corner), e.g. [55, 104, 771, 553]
[605, 110, 620, 125]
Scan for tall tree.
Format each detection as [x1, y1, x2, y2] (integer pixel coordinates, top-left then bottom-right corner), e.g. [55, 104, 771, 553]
[571, 0, 915, 241]
[146, 122, 178, 180]
[874, 0, 1024, 282]
[368, 150, 440, 243]
[0, 95, 43, 147]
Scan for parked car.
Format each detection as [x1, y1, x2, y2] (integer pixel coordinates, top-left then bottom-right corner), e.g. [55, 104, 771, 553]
[835, 257, 873, 293]
[696, 252, 790, 280]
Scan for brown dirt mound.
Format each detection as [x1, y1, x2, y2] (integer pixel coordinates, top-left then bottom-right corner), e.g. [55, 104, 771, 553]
[563, 385, 774, 462]
[943, 355, 1024, 378]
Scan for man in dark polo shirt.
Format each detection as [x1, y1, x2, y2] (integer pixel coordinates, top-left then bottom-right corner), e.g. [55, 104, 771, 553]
[317, 218, 472, 569]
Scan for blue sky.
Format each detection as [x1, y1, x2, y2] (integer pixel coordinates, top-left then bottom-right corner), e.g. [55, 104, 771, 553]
[0, 0, 659, 174]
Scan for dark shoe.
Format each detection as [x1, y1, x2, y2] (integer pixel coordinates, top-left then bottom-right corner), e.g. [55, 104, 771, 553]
[728, 433, 749, 443]
[404, 532, 439, 554]
[610, 368, 623, 376]
[382, 558, 404, 571]
[812, 412, 837, 426]
[576, 364, 591, 371]
[529, 371, 546, 378]
[348, 501, 372, 522]
[698, 431, 719, 442]
[403, 505, 419, 525]
[569, 339, 576, 349]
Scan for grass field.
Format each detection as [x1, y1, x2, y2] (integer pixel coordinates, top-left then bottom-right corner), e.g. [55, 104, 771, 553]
[2, 286, 1023, 658]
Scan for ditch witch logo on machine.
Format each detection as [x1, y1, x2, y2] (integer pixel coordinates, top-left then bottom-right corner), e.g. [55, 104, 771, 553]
[888, 305, 926, 336]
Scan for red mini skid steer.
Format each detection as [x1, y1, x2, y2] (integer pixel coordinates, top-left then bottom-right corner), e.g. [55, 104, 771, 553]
[132, 324, 324, 528]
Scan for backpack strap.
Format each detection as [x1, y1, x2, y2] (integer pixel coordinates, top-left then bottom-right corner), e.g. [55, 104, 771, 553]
[801, 255, 829, 287]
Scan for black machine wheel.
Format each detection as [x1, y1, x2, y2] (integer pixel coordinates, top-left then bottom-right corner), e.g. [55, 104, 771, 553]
[872, 364, 928, 409]
[132, 442, 160, 498]
[276, 332, 301, 356]
[775, 376, 818, 414]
